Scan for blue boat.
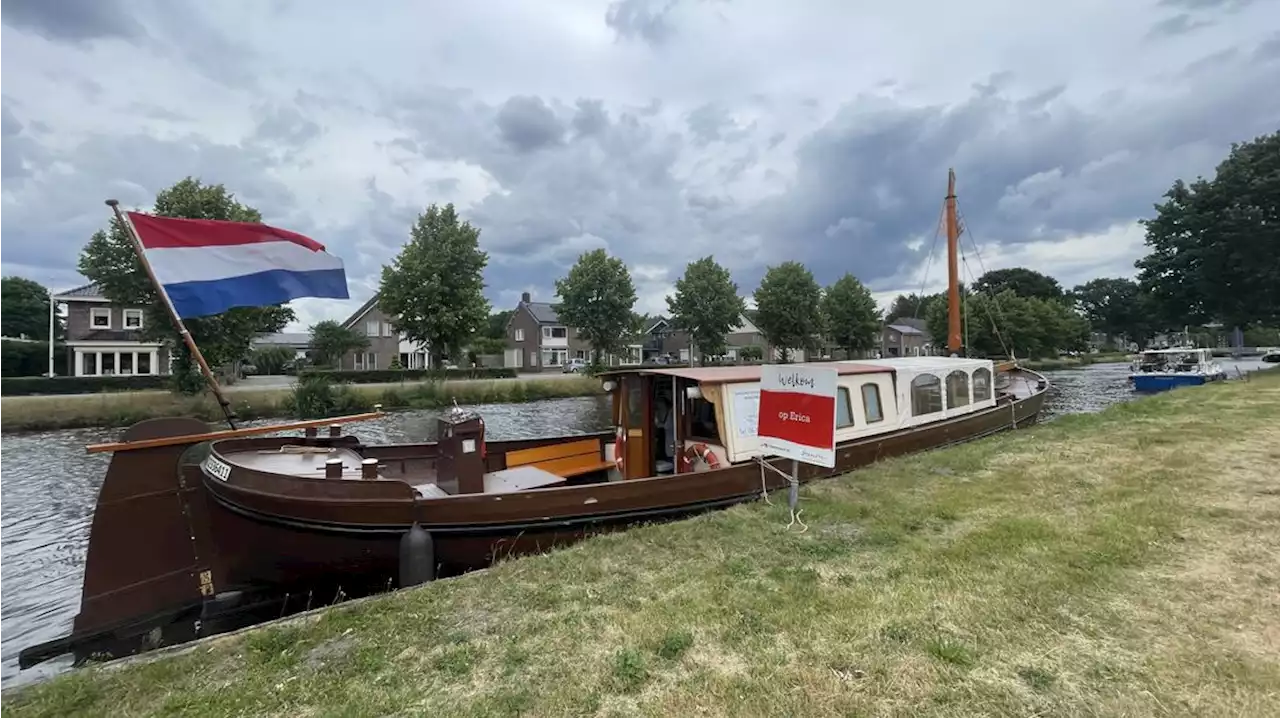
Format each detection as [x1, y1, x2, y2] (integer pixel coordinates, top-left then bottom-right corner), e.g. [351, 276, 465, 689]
[1129, 347, 1226, 392]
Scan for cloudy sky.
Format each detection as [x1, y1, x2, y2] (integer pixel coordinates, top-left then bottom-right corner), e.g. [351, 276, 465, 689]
[3, 0, 1278, 329]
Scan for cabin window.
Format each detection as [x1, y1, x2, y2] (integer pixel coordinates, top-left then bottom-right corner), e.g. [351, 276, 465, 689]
[625, 378, 644, 428]
[973, 368, 992, 401]
[836, 388, 855, 428]
[946, 370, 970, 408]
[861, 383, 884, 423]
[686, 398, 721, 442]
[910, 374, 944, 415]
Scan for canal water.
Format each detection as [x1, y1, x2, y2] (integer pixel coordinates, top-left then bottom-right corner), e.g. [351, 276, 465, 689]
[2, 360, 1272, 689]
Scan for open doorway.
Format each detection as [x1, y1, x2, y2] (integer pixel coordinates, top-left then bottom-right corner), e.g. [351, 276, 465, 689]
[652, 378, 676, 475]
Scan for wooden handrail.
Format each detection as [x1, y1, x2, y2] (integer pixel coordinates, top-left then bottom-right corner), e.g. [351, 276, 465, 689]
[85, 411, 386, 454]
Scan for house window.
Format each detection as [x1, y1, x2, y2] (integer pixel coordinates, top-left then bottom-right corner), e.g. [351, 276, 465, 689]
[514, 328, 525, 342]
[973, 368, 992, 401]
[138, 352, 152, 375]
[861, 383, 884, 423]
[910, 374, 943, 415]
[366, 320, 380, 337]
[946, 370, 970, 408]
[123, 309, 143, 329]
[382, 322, 392, 337]
[575, 350, 587, 359]
[541, 348, 568, 366]
[91, 307, 111, 328]
[355, 352, 378, 370]
[543, 326, 567, 339]
[836, 388, 855, 428]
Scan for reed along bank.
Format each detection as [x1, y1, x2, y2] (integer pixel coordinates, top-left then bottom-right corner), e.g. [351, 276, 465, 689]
[0, 375, 603, 432]
[6, 371, 1279, 717]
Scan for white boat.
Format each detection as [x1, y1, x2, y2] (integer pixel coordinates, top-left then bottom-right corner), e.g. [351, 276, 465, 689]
[1128, 347, 1226, 392]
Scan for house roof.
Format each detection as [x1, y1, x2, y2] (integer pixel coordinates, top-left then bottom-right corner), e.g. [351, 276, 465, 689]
[525, 301, 560, 324]
[886, 323, 925, 336]
[341, 294, 381, 329]
[53, 282, 107, 300]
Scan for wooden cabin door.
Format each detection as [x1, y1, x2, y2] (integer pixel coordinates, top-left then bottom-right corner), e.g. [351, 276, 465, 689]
[621, 374, 652, 479]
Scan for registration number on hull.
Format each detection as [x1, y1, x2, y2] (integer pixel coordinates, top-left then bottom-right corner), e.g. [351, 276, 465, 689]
[202, 454, 232, 482]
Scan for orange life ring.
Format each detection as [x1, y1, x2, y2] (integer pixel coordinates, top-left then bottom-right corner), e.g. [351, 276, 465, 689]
[613, 426, 626, 470]
[683, 443, 721, 471]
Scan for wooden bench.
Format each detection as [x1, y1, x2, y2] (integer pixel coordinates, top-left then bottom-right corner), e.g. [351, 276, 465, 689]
[505, 438, 614, 479]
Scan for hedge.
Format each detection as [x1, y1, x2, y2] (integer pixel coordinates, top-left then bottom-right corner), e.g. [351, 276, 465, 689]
[297, 367, 517, 384]
[1, 374, 170, 396]
[1, 340, 68, 377]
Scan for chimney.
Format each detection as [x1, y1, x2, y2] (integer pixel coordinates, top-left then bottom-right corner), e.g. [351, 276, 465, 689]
[521, 291, 531, 303]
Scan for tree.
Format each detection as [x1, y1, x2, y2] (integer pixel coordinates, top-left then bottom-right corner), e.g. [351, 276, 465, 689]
[554, 249, 638, 364]
[1136, 131, 1280, 329]
[821, 273, 881, 357]
[927, 289, 1089, 359]
[78, 177, 295, 393]
[753, 261, 823, 361]
[1, 276, 59, 340]
[379, 203, 491, 368]
[972, 267, 1065, 302]
[486, 310, 514, 340]
[886, 292, 935, 322]
[666, 256, 746, 365]
[308, 319, 369, 368]
[1070, 277, 1155, 348]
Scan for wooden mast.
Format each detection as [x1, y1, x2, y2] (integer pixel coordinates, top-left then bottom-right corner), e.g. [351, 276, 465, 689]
[944, 168, 963, 356]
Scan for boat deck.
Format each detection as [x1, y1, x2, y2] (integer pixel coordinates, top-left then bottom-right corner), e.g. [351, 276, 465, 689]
[220, 446, 568, 499]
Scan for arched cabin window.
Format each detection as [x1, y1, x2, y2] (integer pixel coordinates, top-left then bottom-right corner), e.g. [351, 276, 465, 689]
[836, 388, 855, 428]
[946, 370, 970, 408]
[910, 373, 943, 415]
[972, 368, 993, 402]
[861, 383, 884, 423]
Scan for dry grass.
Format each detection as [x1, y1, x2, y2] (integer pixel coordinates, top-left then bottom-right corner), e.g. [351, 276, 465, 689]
[6, 373, 1280, 717]
[0, 376, 603, 431]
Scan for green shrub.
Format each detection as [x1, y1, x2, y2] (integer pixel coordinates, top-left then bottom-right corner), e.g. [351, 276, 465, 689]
[0, 374, 169, 396]
[1, 340, 68, 377]
[296, 367, 516, 384]
[285, 374, 372, 419]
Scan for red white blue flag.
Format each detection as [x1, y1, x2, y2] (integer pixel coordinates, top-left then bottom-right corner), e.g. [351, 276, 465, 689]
[126, 212, 349, 318]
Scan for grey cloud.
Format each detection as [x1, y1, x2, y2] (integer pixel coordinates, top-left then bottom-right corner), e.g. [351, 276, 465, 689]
[572, 100, 609, 138]
[1147, 13, 1213, 39]
[1157, 0, 1256, 10]
[495, 96, 565, 153]
[1, 0, 147, 43]
[605, 0, 679, 46]
[1, 130, 297, 277]
[249, 104, 325, 160]
[749, 38, 1280, 292]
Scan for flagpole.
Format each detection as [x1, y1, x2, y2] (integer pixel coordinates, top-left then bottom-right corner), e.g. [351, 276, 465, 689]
[105, 199, 238, 429]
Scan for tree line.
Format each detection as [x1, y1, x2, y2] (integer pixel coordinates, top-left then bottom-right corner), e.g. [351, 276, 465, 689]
[5, 130, 1275, 383]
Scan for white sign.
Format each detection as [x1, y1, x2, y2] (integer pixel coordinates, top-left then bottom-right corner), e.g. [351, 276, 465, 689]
[202, 454, 232, 482]
[731, 387, 760, 438]
[757, 364, 839, 468]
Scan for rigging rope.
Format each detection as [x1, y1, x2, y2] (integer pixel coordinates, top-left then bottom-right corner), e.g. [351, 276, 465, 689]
[955, 202, 1016, 359]
[910, 203, 948, 320]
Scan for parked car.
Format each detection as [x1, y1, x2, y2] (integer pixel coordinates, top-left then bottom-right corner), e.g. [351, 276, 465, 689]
[563, 357, 587, 373]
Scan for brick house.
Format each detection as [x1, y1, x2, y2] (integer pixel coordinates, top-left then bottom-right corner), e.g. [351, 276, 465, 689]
[52, 282, 169, 377]
[881, 317, 931, 357]
[504, 292, 642, 371]
[642, 314, 777, 363]
[338, 295, 431, 370]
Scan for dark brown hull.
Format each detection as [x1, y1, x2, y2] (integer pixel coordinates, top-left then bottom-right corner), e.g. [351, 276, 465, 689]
[202, 377, 1046, 590]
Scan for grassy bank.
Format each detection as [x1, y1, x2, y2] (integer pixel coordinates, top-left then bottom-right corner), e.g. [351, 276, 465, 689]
[1019, 351, 1131, 370]
[8, 374, 1279, 716]
[0, 376, 603, 432]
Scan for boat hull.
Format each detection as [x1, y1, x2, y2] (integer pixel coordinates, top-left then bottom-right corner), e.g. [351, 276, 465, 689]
[22, 369, 1048, 672]
[1130, 373, 1225, 392]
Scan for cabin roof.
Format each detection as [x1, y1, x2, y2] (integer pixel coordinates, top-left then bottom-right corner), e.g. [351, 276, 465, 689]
[601, 361, 891, 385]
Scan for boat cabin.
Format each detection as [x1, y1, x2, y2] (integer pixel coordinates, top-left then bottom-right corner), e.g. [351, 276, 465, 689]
[600, 356, 1000, 479]
[1131, 347, 1217, 374]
